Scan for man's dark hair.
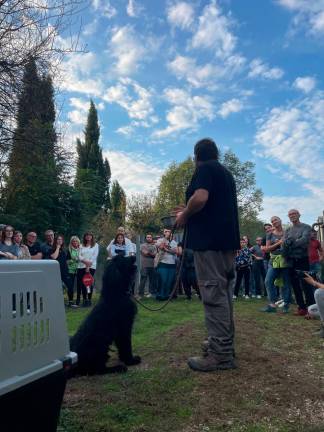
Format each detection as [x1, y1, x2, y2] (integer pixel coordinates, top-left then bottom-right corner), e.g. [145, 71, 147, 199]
[263, 223, 272, 229]
[194, 138, 219, 162]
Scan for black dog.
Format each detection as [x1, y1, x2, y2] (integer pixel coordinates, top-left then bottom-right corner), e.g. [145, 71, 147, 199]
[70, 255, 141, 375]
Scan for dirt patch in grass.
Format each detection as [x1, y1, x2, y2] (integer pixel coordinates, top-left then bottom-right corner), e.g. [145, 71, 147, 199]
[175, 315, 324, 432]
[60, 300, 324, 432]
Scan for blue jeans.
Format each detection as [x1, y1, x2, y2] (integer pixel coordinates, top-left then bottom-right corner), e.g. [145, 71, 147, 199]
[310, 262, 322, 281]
[156, 263, 176, 299]
[265, 264, 291, 305]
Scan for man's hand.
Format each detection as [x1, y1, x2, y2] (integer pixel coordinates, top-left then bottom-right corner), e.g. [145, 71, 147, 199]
[171, 204, 186, 216]
[303, 272, 317, 287]
[175, 210, 188, 228]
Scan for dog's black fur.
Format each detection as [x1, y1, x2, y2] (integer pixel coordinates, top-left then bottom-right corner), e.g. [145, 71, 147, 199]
[70, 255, 141, 375]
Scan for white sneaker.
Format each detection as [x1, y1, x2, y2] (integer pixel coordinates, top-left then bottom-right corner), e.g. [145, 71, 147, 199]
[232, 295, 237, 299]
[244, 295, 250, 299]
[145, 293, 152, 298]
[275, 299, 284, 307]
[257, 295, 262, 299]
[251, 294, 256, 298]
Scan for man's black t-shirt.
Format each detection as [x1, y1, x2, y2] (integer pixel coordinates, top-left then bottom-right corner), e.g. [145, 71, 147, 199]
[41, 242, 53, 259]
[185, 160, 240, 251]
[27, 242, 41, 257]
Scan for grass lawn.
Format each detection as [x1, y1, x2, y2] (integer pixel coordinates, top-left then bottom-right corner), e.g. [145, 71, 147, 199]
[59, 296, 324, 432]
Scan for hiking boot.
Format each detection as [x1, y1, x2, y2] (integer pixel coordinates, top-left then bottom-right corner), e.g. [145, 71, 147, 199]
[201, 340, 209, 356]
[188, 354, 237, 372]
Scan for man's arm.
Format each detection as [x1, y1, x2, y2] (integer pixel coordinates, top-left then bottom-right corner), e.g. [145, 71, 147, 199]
[294, 225, 311, 248]
[175, 189, 209, 227]
[31, 252, 42, 260]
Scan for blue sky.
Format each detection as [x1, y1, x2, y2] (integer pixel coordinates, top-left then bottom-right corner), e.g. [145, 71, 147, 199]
[58, 0, 324, 225]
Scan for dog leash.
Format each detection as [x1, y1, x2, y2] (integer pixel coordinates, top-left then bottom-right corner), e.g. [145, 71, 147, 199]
[132, 227, 188, 312]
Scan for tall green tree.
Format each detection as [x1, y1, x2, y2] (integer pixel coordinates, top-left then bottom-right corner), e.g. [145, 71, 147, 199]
[2, 58, 80, 235]
[110, 180, 126, 226]
[127, 193, 161, 234]
[75, 101, 111, 226]
[156, 157, 195, 215]
[222, 151, 263, 221]
[155, 150, 263, 237]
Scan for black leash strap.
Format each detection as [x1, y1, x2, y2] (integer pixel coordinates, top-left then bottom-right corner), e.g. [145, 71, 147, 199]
[133, 227, 187, 312]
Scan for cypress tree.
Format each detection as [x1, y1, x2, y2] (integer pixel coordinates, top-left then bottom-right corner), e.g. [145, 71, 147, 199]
[3, 58, 81, 235]
[5, 58, 59, 232]
[110, 180, 126, 226]
[75, 101, 111, 225]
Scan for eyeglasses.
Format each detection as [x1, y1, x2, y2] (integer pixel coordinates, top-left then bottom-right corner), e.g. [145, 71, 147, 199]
[5, 229, 13, 232]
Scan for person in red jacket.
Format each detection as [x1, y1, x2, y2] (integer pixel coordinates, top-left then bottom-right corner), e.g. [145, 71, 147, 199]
[308, 229, 323, 280]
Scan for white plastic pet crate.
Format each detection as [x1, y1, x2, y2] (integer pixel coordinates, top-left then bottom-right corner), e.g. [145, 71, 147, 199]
[0, 259, 77, 396]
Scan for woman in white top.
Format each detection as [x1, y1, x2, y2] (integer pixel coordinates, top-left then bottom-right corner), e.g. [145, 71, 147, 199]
[110, 233, 132, 257]
[76, 232, 99, 307]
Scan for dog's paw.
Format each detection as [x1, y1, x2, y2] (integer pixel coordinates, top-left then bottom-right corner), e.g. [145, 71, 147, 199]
[123, 355, 141, 366]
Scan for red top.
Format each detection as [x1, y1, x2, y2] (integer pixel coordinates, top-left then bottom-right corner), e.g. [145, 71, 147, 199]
[309, 239, 322, 264]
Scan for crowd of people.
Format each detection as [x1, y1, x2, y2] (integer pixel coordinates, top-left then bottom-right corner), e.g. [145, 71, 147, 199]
[1, 207, 323, 339]
[233, 209, 324, 338]
[0, 225, 99, 307]
[0, 223, 199, 306]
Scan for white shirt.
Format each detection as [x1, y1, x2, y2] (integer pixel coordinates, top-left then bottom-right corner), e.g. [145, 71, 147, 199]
[78, 243, 99, 269]
[156, 238, 177, 265]
[107, 237, 132, 257]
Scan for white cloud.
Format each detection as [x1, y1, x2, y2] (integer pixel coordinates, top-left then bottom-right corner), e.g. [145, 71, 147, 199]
[82, 19, 98, 36]
[168, 55, 220, 88]
[260, 192, 324, 225]
[265, 164, 280, 174]
[126, 0, 143, 17]
[248, 58, 284, 80]
[167, 2, 195, 30]
[277, 0, 324, 37]
[168, 53, 246, 88]
[67, 97, 90, 125]
[103, 150, 163, 194]
[293, 76, 316, 93]
[59, 52, 104, 96]
[153, 88, 214, 138]
[92, 0, 117, 18]
[104, 78, 155, 125]
[191, 0, 236, 57]
[255, 91, 324, 181]
[218, 98, 243, 118]
[108, 25, 158, 75]
[116, 125, 134, 136]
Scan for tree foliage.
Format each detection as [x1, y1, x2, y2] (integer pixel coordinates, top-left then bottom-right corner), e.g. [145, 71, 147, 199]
[0, 0, 84, 171]
[75, 101, 111, 227]
[222, 151, 263, 221]
[110, 180, 126, 226]
[156, 157, 195, 216]
[1, 58, 81, 236]
[155, 151, 263, 222]
[127, 193, 161, 234]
